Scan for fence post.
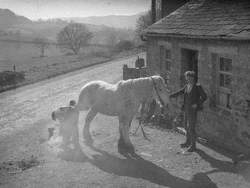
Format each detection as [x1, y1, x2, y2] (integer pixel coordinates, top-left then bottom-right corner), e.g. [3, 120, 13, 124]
[123, 64, 128, 80]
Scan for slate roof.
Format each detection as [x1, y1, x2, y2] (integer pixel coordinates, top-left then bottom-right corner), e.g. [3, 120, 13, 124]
[145, 0, 250, 40]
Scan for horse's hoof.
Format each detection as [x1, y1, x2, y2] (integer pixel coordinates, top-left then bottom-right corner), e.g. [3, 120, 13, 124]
[123, 144, 135, 153]
[118, 138, 125, 148]
[118, 145, 128, 155]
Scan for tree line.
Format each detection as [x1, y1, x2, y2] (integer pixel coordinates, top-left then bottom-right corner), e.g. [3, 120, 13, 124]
[33, 11, 152, 57]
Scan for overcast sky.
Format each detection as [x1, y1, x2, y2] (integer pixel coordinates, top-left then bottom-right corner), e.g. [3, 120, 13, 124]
[0, 0, 151, 20]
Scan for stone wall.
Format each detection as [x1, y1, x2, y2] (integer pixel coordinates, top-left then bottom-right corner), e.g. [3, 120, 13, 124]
[231, 44, 250, 150]
[146, 36, 250, 154]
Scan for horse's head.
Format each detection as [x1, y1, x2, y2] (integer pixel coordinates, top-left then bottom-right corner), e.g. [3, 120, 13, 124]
[151, 75, 170, 107]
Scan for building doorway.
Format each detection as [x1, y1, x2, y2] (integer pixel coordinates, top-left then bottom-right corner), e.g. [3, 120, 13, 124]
[181, 48, 199, 85]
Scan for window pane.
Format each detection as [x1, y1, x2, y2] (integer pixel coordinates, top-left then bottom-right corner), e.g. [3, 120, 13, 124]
[219, 74, 232, 89]
[219, 92, 227, 107]
[227, 93, 231, 109]
[224, 75, 232, 88]
[165, 49, 171, 59]
[224, 58, 232, 71]
[165, 60, 171, 70]
[160, 46, 164, 69]
[220, 57, 232, 72]
[219, 92, 231, 109]
[220, 59, 225, 71]
[220, 74, 225, 87]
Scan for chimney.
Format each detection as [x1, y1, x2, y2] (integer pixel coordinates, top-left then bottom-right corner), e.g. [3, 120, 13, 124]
[161, 0, 188, 18]
[151, 0, 156, 23]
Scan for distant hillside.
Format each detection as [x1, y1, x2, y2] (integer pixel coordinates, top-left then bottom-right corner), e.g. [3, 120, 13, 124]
[63, 14, 141, 29]
[0, 9, 31, 28]
[0, 9, 136, 44]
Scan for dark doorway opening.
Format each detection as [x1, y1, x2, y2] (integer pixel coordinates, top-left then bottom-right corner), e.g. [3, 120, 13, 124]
[181, 48, 199, 85]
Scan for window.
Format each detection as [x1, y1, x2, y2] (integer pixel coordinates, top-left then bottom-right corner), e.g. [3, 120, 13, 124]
[218, 92, 232, 109]
[246, 100, 250, 112]
[219, 57, 232, 89]
[210, 53, 233, 110]
[165, 49, 171, 71]
[159, 46, 164, 70]
[218, 57, 233, 109]
[247, 100, 250, 108]
[160, 46, 171, 71]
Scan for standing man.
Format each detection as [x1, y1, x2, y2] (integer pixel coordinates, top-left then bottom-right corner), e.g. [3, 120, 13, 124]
[170, 71, 207, 152]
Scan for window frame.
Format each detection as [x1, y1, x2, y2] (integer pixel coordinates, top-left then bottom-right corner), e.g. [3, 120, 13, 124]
[159, 45, 172, 72]
[216, 55, 233, 110]
[218, 57, 233, 90]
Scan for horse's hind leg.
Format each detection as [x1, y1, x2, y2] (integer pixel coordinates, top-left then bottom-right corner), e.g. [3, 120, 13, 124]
[83, 109, 97, 145]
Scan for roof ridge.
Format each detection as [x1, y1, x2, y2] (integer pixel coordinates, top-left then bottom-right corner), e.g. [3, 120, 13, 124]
[144, 0, 250, 40]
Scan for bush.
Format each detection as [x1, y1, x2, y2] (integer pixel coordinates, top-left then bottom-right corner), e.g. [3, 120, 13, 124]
[115, 40, 134, 52]
[0, 71, 25, 87]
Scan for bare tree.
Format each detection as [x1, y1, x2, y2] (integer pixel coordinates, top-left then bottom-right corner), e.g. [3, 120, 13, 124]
[33, 37, 50, 57]
[106, 31, 117, 47]
[57, 23, 93, 55]
[135, 10, 152, 39]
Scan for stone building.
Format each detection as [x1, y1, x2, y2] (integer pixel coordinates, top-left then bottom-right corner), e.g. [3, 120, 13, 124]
[144, 0, 250, 154]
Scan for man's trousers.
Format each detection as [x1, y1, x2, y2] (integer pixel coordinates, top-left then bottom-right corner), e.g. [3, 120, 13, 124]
[184, 107, 197, 147]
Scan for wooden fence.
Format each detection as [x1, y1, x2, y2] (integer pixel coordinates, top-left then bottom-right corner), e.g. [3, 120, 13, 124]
[122, 64, 149, 80]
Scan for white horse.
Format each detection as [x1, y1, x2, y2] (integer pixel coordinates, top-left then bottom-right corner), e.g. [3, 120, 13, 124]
[52, 75, 170, 153]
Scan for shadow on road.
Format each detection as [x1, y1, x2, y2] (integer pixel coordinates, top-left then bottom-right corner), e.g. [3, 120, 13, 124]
[57, 145, 217, 188]
[196, 149, 250, 182]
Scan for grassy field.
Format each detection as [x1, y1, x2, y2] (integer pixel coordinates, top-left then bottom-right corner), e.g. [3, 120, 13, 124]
[0, 40, 62, 71]
[0, 40, 143, 92]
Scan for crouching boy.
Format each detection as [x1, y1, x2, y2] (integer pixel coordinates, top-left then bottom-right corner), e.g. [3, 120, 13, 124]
[51, 100, 79, 149]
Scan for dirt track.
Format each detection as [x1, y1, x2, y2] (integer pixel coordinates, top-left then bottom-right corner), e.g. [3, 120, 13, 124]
[0, 54, 250, 188]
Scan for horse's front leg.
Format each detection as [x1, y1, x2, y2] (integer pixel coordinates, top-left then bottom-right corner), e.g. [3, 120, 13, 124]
[83, 109, 97, 145]
[118, 115, 134, 154]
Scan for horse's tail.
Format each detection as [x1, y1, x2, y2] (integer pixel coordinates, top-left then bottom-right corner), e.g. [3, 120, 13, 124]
[71, 81, 100, 112]
[71, 99, 91, 112]
[71, 89, 94, 112]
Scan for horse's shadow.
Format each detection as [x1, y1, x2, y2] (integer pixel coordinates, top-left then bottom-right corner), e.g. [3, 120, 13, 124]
[58, 145, 217, 188]
[196, 149, 250, 182]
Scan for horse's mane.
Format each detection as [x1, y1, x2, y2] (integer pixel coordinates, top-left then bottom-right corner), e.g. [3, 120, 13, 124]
[116, 77, 157, 102]
[117, 77, 150, 89]
[117, 76, 165, 89]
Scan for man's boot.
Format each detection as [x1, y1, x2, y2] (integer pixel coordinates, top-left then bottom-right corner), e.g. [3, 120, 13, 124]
[187, 138, 196, 152]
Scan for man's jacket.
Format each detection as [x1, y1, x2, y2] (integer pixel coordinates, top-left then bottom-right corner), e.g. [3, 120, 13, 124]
[170, 83, 207, 111]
